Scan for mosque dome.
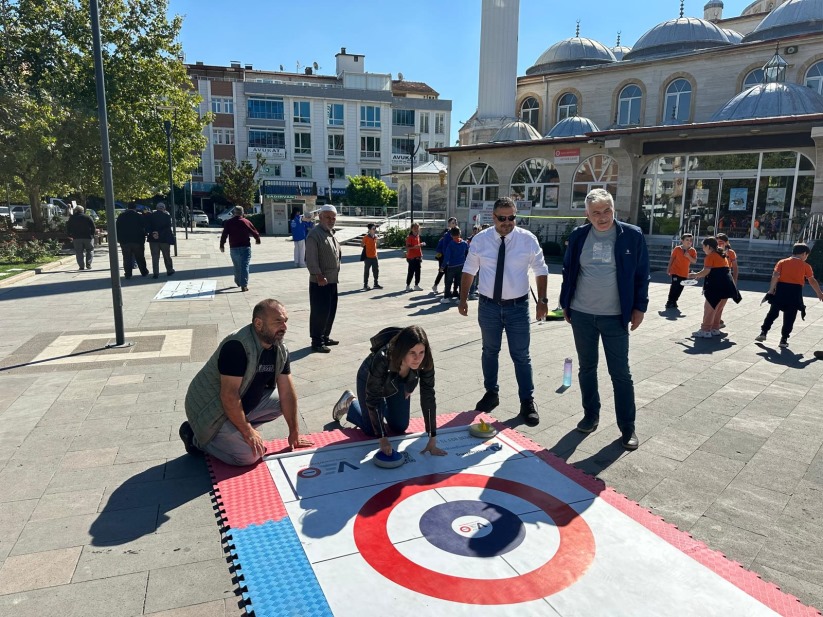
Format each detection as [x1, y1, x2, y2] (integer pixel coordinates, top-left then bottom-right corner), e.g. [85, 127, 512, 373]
[612, 44, 633, 61]
[526, 37, 616, 75]
[623, 17, 734, 61]
[743, 0, 823, 43]
[722, 28, 744, 43]
[546, 116, 601, 138]
[490, 120, 543, 143]
[704, 0, 724, 7]
[710, 82, 823, 121]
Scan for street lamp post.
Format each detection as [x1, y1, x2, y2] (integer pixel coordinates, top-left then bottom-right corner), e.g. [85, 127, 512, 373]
[407, 132, 421, 225]
[157, 107, 179, 256]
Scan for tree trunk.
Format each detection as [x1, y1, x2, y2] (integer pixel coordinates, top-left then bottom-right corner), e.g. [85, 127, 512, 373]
[27, 187, 44, 232]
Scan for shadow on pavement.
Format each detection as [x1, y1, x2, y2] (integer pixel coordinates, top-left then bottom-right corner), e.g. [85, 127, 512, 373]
[548, 428, 627, 476]
[676, 338, 737, 354]
[755, 343, 817, 367]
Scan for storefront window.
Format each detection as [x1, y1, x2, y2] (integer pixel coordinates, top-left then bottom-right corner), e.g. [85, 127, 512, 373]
[457, 163, 499, 209]
[511, 158, 559, 208]
[572, 155, 618, 209]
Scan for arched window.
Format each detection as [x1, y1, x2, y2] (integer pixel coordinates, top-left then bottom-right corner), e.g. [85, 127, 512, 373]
[572, 155, 618, 209]
[743, 68, 764, 90]
[457, 163, 499, 209]
[556, 93, 578, 123]
[663, 79, 692, 123]
[511, 159, 560, 209]
[805, 61, 823, 95]
[520, 97, 540, 129]
[617, 85, 642, 126]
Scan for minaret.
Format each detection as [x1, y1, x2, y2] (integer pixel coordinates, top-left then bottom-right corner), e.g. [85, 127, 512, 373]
[466, 0, 520, 144]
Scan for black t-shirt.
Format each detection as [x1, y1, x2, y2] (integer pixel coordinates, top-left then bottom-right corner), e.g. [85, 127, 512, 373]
[217, 340, 291, 412]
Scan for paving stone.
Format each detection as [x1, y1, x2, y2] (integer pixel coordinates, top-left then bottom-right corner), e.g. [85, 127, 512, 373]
[698, 427, 767, 462]
[669, 449, 744, 492]
[0, 458, 59, 503]
[59, 447, 119, 470]
[29, 489, 104, 522]
[68, 427, 171, 452]
[596, 449, 680, 502]
[754, 563, 823, 612]
[688, 515, 767, 569]
[782, 480, 823, 528]
[640, 477, 720, 530]
[754, 514, 823, 589]
[641, 427, 710, 462]
[98, 475, 212, 513]
[735, 452, 809, 495]
[670, 407, 731, 437]
[46, 459, 166, 495]
[759, 427, 822, 464]
[145, 599, 227, 617]
[724, 411, 782, 439]
[143, 557, 236, 614]
[0, 546, 82, 595]
[702, 479, 791, 536]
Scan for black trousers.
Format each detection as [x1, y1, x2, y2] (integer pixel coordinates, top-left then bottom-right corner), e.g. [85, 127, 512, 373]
[434, 256, 445, 286]
[363, 257, 379, 285]
[443, 265, 461, 298]
[121, 242, 148, 278]
[309, 282, 338, 346]
[406, 258, 421, 286]
[667, 276, 686, 305]
[149, 242, 173, 275]
[761, 305, 798, 339]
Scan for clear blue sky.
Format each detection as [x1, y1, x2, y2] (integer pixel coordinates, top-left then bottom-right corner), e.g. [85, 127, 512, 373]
[168, 0, 753, 145]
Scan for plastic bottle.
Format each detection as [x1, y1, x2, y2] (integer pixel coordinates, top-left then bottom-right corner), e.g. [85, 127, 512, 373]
[563, 357, 573, 387]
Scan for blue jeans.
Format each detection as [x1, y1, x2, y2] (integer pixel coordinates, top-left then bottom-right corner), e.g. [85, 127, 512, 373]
[568, 309, 636, 430]
[230, 246, 251, 287]
[477, 296, 534, 401]
[346, 356, 410, 436]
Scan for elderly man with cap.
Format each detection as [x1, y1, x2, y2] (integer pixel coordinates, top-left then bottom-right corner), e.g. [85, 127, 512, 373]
[220, 206, 261, 292]
[305, 205, 342, 353]
[147, 202, 175, 279]
[66, 205, 96, 270]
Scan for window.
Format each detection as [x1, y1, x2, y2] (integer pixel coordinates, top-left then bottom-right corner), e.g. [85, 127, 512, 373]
[510, 159, 560, 208]
[392, 137, 415, 164]
[327, 103, 344, 126]
[805, 61, 823, 95]
[393, 109, 415, 127]
[248, 98, 284, 120]
[261, 164, 281, 177]
[328, 134, 344, 157]
[663, 79, 692, 123]
[617, 85, 642, 126]
[572, 155, 618, 209]
[211, 97, 234, 114]
[435, 112, 445, 134]
[295, 165, 312, 178]
[293, 101, 311, 124]
[360, 105, 381, 128]
[743, 68, 765, 90]
[361, 168, 381, 178]
[556, 93, 577, 123]
[456, 163, 499, 209]
[214, 161, 225, 178]
[361, 136, 381, 158]
[328, 167, 346, 180]
[294, 132, 312, 155]
[433, 141, 445, 162]
[213, 128, 235, 145]
[194, 157, 204, 176]
[418, 140, 429, 163]
[520, 97, 540, 128]
[248, 129, 285, 149]
[419, 113, 430, 133]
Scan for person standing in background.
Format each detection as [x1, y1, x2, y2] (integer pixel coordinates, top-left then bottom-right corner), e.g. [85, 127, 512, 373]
[220, 206, 261, 292]
[147, 203, 175, 279]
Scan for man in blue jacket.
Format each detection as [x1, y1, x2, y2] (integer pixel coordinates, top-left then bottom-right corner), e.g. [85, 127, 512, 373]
[559, 189, 649, 450]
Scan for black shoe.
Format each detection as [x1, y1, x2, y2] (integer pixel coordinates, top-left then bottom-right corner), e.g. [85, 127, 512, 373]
[167, 269, 175, 276]
[576, 416, 599, 433]
[621, 430, 639, 450]
[152, 273, 159, 279]
[141, 271, 149, 277]
[519, 399, 539, 427]
[324, 338, 340, 346]
[178, 421, 201, 456]
[665, 303, 674, 309]
[475, 390, 499, 413]
[779, 337, 788, 348]
[373, 283, 383, 289]
[815, 350, 823, 360]
[124, 275, 132, 280]
[311, 345, 331, 353]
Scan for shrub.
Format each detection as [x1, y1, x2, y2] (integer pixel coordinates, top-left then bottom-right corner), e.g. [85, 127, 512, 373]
[0, 236, 62, 264]
[380, 225, 408, 248]
[247, 213, 265, 234]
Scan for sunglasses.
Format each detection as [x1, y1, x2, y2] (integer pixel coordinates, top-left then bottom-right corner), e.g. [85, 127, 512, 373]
[495, 215, 517, 222]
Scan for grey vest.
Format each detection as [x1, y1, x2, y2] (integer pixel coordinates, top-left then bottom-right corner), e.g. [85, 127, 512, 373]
[184, 324, 287, 446]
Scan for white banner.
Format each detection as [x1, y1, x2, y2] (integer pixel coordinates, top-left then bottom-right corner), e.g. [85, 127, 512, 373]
[248, 146, 286, 160]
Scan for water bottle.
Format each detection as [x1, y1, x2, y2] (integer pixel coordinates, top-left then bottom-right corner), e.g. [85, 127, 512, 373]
[563, 357, 573, 387]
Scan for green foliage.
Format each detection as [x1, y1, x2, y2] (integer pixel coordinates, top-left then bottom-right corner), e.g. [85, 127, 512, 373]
[344, 176, 394, 210]
[0, 236, 62, 263]
[808, 240, 823, 281]
[218, 155, 265, 209]
[381, 226, 408, 248]
[246, 213, 265, 234]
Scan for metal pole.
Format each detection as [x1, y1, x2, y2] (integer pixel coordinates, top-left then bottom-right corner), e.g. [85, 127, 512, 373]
[163, 120, 178, 256]
[182, 173, 188, 240]
[90, 0, 128, 347]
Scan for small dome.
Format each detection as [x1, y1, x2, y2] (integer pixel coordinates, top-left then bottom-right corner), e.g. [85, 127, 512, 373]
[743, 0, 823, 43]
[722, 28, 743, 43]
[490, 120, 543, 143]
[704, 0, 724, 7]
[526, 37, 616, 76]
[612, 45, 632, 61]
[546, 116, 601, 138]
[710, 82, 823, 121]
[623, 17, 733, 61]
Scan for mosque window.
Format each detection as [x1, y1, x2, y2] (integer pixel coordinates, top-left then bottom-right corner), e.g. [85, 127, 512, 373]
[617, 85, 642, 126]
[521, 97, 540, 129]
[572, 155, 618, 209]
[556, 93, 578, 124]
[805, 61, 823, 95]
[663, 79, 692, 123]
[457, 163, 499, 209]
[511, 158, 560, 209]
[743, 68, 765, 90]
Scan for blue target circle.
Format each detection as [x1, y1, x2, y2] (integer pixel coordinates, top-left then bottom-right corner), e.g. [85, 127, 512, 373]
[418, 500, 526, 558]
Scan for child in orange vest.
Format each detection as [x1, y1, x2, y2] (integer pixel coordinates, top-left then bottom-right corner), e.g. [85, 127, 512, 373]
[362, 224, 382, 290]
[665, 233, 697, 309]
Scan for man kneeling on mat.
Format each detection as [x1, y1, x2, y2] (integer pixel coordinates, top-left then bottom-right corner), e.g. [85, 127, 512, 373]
[332, 325, 446, 457]
[179, 298, 312, 465]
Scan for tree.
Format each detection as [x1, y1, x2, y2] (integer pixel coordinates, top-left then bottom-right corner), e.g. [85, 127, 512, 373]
[217, 154, 265, 210]
[344, 175, 395, 211]
[0, 0, 208, 230]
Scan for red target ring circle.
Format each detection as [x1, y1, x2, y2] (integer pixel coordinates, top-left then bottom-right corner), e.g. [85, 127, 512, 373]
[353, 473, 596, 605]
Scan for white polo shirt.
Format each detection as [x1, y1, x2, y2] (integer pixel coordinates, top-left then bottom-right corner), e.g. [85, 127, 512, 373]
[463, 226, 549, 300]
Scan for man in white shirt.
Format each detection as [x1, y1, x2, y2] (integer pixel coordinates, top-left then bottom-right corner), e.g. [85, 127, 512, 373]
[459, 197, 549, 426]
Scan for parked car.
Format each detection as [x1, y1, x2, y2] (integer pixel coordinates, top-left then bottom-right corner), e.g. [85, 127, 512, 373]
[216, 207, 236, 223]
[191, 209, 210, 227]
[0, 206, 10, 223]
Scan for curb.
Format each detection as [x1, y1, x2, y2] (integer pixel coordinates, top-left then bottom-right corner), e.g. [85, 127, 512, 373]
[0, 255, 77, 288]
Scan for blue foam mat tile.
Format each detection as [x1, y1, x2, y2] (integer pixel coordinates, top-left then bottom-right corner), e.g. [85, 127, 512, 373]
[231, 520, 333, 617]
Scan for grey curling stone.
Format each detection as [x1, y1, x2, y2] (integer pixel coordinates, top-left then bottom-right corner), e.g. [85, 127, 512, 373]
[374, 450, 405, 469]
[469, 421, 498, 439]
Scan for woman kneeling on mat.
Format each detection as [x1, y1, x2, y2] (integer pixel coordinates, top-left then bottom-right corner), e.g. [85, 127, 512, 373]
[332, 325, 446, 457]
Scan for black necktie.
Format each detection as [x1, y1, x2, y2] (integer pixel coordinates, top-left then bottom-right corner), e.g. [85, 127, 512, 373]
[493, 236, 505, 302]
